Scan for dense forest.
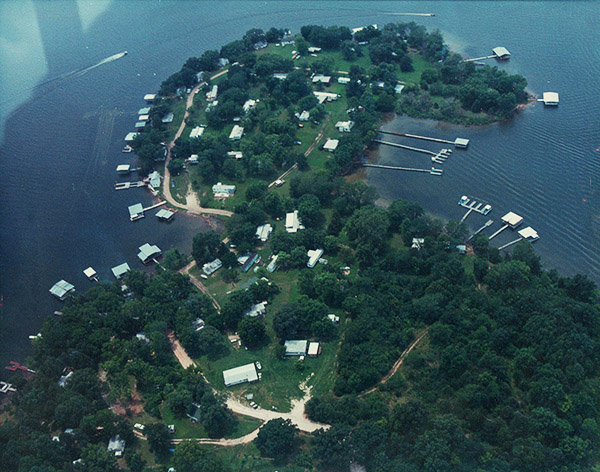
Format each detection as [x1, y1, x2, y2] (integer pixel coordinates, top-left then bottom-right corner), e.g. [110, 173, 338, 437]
[1, 23, 592, 472]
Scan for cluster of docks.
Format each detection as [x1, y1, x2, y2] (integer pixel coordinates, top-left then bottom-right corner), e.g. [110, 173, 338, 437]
[458, 195, 540, 250]
[367, 129, 470, 177]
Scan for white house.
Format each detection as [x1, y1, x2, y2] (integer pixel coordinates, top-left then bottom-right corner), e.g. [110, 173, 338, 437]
[255, 224, 273, 242]
[323, 138, 339, 152]
[203, 258, 223, 275]
[285, 210, 304, 233]
[335, 120, 354, 133]
[223, 363, 259, 387]
[206, 85, 218, 102]
[190, 126, 205, 138]
[314, 91, 339, 104]
[307, 249, 324, 268]
[229, 125, 244, 141]
[212, 182, 236, 195]
[284, 340, 308, 356]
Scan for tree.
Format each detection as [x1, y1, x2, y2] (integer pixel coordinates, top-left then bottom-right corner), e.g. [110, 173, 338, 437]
[145, 423, 171, 458]
[254, 419, 298, 461]
[238, 316, 266, 348]
[298, 194, 324, 228]
[197, 326, 228, 358]
[192, 231, 223, 265]
[162, 248, 189, 271]
[168, 158, 185, 176]
[172, 441, 227, 472]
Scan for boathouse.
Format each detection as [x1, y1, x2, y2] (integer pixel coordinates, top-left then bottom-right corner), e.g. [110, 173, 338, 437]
[518, 227, 539, 241]
[492, 47, 511, 59]
[49, 280, 75, 300]
[124, 132, 138, 142]
[137, 243, 161, 264]
[128, 203, 144, 221]
[501, 212, 523, 228]
[143, 94, 156, 103]
[542, 92, 559, 106]
[116, 164, 131, 175]
[156, 209, 175, 221]
[111, 263, 130, 280]
[454, 138, 470, 148]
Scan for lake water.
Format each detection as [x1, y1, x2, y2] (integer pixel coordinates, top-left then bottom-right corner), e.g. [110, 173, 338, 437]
[0, 1, 598, 369]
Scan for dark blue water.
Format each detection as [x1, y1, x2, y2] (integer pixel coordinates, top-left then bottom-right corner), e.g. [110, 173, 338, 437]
[0, 1, 598, 368]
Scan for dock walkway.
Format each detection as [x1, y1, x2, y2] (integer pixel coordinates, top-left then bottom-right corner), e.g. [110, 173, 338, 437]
[363, 163, 443, 176]
[379, 129, 454, 145]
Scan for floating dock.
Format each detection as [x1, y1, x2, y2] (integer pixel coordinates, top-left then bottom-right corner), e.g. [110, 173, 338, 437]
[498, 227, 539, 250]
[458, 195, 492, 223]
[488, 211, 523, 240]
[462, 47, 511, 63]
[378, 129, 469, 148]
[83, 267, 99, 282]
[363, 163, 443, 176]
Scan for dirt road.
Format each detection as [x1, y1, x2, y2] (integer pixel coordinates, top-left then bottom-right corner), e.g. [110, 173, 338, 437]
[179, 260, 221, 311]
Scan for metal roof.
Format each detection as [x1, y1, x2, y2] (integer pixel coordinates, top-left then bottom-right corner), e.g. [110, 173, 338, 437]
[138, 107, 151, 115]
[284, 340, 307, 355]
[542, 92, 559, 104]
[518, 226, 539, 240]
[138, 243, 161, 262]
[223, 363, 258, 386]
[128, 203, 144, 216]
[501, 212, 523, 227]
[308, 342, 320, 356]
[190, 126, 205, 138]
[111, 263, 131, 279]
[49, 280, 75, 299]
[156, 209, 175, 220]
[492, 47, 510, 57]
[83, 267, 97, 278]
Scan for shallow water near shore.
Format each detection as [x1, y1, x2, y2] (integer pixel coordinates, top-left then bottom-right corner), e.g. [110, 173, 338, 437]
[1, 1, 599, 369]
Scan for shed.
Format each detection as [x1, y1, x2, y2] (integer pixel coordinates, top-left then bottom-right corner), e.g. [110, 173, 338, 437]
[156, 209, 175, 221]
[137, 243, 161, 264]
[111, 263, 130, 280]
[190, 126, 205, 138]
[542, 92, 559, 106]
[124, 132, 138, 142]
[143, 94, 156, 103]
[518, 226, 539, 241]
[307, 249, 324, 268]
[492, 47, 511, 59]
[285, 340, 308, 356]
[128, 203, 144, 221]
[308, 342, 321, 357]
[107, 435, 126, 456]
[202, 258, 222, 275]
[323, 138, 339, 152]
[454, 138, 470, 148]
[49, 280, 75, 300]
[116, 164, 131, 174]
[223, 363, 259, 387]
[229, 125, 244, 141]
[501, 212, 523, 228]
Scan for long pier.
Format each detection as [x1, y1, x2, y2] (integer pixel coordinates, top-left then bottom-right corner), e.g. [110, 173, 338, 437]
[363, 163, 443, 176]
[378, 129, 454, 145]
[115, 181, 146, 190]
[143, 201, 166, 212]
[466, 219, 494, 242]
[462, 54, 496, 63]
[498, 237, 523, 251]
[373, 139, 438, 156]
[488, 224, 509, 241]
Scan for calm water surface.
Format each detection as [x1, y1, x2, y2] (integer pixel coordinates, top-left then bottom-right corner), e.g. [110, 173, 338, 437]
[0, 1, 598, 369]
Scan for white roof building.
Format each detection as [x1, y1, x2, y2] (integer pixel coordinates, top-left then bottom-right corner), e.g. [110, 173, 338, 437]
[124, 132, 138, 142]
[111, 263, 131, 280]
[335, 120, 354, 133]
[143, 94, 156, 103]
[492, 47, 511, 59]
[454, 138, 470, 148]
[243, 99, 257, 112]
[83, 267, 97, 280]
[518, 226, 539, 241]
[156, 209, 175, 221]
[206, 85, 218, 102]
[229, 125, 244, 141]
[312, 74, 332, 84]
[227, 151, 243, 160]
[395, 84, 405, 94]
[285, 340, 308, 356]
[323, 138, 339, 152]
[295, 110, 310, 121]
[203, 258, 222, 275]
[285, 210, 304, 233]
[188, 154, 199, 165]
[313, 91, 339, 103]
[244, 301, 267, 318]
[107, 435, 126, 456]
[328, 314, 340, 323]
[412, 238, 425, 250]
[190, 126, 205, 138]
[308, 342, 320, 357]
[501, 212, 523, 228]
[137, 243, 161, 264]
[256, 224, 273, 242]
[49, 280, 75, 300]
[138, 114, 150, 122]
[307, 249, 324, 268]
[352, 24, 378, 35]
[116, 164, 131, 174]
[272, 73, 288, 80]
[542, 92, 559, 106]
[338, 77, 351, 84]
[308, 47, 322, 53]
[212, 182, 236, 195]
[128, 203, 144, 220]
[223, 363, 259, 387]
[138, 107, 151, 115]
[148, 171, 161, 189]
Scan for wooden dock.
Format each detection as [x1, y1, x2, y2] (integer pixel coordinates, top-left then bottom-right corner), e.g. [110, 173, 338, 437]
[363, 163, 443, 176]
[488, 224, 509, 241]
[379, 129, 454, 145]
[466, 220, 494, 242]
[143, 201, 166, 212]
[373, 139, 438, 156]
[115, 181, 146, 190]
[462, 54, 496, 63]
[498, 237, 523, 251]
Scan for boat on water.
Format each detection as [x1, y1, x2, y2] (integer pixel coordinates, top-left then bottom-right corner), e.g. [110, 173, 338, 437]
[458, 195, 469, 205]
[482, 204, 492, 215]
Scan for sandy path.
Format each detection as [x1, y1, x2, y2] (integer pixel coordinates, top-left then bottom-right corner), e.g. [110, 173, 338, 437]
[162, 69, 233, 217]
[361, 328, 429, 396]
[179, 260, 221, 312]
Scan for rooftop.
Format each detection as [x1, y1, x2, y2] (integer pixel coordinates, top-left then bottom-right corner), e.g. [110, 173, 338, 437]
[156, 209, 175, 221]
[492, 46, 511, 58]
[323, 138, 339, 152]
[518, 226, 539, 241]
[190, 126, 205, 138]
[128, 203, 144, 217]
[285, 340, 308, 355]
[111, 263, 131, 280]
[137, 243, 161, 263]
[223, 363, 258, 386]
[542, 92, 559, 104]
[229, 125, 244, 140]
[501, 211, 523, 227]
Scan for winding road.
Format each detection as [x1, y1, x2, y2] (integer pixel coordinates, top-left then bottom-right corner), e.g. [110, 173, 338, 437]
[179, 260, 221, 312]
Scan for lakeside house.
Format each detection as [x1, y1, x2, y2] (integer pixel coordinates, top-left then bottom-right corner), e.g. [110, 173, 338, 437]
[49, 280, 75, 300]
[203, 258, 222, 276]
[206, 85, 218, 102]
[111, 263, 131, 280]
[285, 210, 304, 233]
[137, 243, 161, 264]
[148, 171, 161, 189]
[312, 74, 332, 85]
[323, 138, 339, 152]
[229, 125, 244, 141]
[190, 126, 205, 138]
[223, 363, 259, 387]
[284, 340, 308, 356]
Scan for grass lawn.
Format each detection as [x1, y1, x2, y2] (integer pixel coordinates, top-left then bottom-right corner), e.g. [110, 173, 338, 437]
[211, 443, 307, 472]
[170, 172, 190, 204]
